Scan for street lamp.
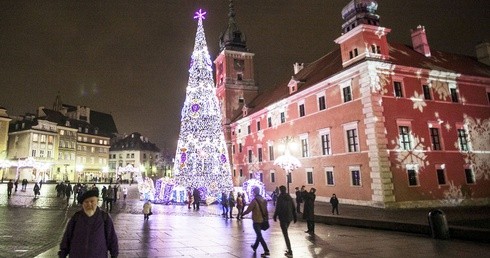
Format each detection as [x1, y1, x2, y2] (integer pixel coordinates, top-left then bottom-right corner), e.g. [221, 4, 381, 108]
[273, 136, 301, 193]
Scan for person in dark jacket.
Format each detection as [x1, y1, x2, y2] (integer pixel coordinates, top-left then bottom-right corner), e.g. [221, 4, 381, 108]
[59, 190, 118, 258]
[243, 187, 270, 257]
[303, 187, 316, 234]
[273, 185, 297, 257]
[33, 183, 40, 198]
[330, 193, 339, 215]
[295, 186, 303, 213]
[193, 188, 201, 210]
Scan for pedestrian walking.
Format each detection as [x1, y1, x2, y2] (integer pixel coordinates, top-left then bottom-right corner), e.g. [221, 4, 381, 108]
[14, 179, 18, 192]
[65, 182, 73, 202]
[303, 187, 316, 234]
[295, 186, 303, 213]
[273, 185, 297, 257]
[58, 190, 119, 257]
[122, 186, 128, 200]
[243, 187, 270, 257]
[221, 192, 229, 218]
[228, 191, 235, 219]
[236, 192, 244, 220]
[143, 200, 152, 220]
[101, 186, 108, 208]
[33, 183, 40, 198]
[39, 180, 43, 189]
[330, 193, 339, 215]
[22, 178, 28, 191]
[106, 185, 114, 212]
[7, 179, 14, 198]
[192, 188, 200, 210]
[272, 186, 279, 206]
[187, 188, 193, 209]
[73, 183, 80, 201]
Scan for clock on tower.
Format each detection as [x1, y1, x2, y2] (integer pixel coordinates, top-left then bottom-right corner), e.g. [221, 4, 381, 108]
[233, 59, 244, 71]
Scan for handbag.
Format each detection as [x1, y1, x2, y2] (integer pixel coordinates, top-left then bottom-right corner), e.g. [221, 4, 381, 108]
[256, 198, 270, 231]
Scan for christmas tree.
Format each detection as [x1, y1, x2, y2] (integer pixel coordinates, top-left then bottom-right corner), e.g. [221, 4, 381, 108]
[173, 9, 233, 202]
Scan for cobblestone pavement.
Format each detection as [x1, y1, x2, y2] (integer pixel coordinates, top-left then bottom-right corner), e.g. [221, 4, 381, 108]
[1, 183, 489, 257]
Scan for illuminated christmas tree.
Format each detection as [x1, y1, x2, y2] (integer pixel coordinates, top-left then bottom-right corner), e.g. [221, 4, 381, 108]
[173, 9, 233, 202]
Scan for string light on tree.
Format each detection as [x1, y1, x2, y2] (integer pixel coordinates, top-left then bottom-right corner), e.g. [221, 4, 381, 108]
[173, 9, 233, 203]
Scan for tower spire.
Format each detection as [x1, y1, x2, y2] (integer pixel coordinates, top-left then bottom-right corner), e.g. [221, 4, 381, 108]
[219, 0, 247, 52]
[53, 91, 62, 111]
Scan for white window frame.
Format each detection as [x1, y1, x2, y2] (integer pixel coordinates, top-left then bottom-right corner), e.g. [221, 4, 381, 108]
[306, 167, 314, 185]
[349, 165, 361, 187]
[325, 166, 335, 186]
[343, 121, 359, 153]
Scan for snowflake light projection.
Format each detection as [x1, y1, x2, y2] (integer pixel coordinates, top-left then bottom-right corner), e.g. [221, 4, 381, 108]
[442, 181, 464, 206]
[462, 115, 490, 181]
[172, 9, 233, 204]
[410, 91, 427, 112]
[391, 133, 429, 170]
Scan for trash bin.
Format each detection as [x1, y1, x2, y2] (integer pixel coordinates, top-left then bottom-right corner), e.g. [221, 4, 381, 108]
[428, 209, 450, 239]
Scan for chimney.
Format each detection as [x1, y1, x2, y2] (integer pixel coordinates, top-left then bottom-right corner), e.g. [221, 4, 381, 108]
[293, 62, 304, 74]
[411, 25, 431, 57]
[476, 42, 490, 66]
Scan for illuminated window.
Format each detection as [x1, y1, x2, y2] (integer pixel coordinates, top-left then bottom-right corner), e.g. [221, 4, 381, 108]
[399, 126, 412, 150]
[318, 95, 326, 110]
[32, 133, 39, 142]
[394, 81, 404, 97]
[60, 130, 65, 135]
[429, 127, 442, 150]
[40, 135, 46, 143]
[423, 85, 432, 100]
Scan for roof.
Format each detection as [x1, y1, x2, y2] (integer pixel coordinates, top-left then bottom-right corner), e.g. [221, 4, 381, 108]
[110, 132, 160, 152]
[234, 43, 490, 122]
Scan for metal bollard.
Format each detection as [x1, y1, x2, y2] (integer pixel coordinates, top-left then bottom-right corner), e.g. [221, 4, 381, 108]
[428, 209, 450, 239]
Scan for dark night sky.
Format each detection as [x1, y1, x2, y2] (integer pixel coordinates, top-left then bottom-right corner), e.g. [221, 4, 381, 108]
[1, 0, 489, 151]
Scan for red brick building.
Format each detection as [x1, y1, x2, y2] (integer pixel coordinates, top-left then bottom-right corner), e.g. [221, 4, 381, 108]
[215, 1, 490, 208]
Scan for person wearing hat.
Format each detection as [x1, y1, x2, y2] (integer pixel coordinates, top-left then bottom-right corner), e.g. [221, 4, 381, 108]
[303, 187, 316, 234]
[59, 190, 119, 257]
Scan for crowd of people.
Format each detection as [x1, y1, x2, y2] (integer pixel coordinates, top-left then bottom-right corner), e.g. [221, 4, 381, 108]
[52, 181, 337, 257]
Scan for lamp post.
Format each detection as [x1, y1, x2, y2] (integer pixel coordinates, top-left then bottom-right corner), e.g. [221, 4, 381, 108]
[273, 136, 301, 193]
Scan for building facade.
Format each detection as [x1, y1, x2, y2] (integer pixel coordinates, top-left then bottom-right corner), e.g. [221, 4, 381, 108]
[4, 97, 116, 183]
[222, 0, 490, 208]
[109, 132, 161, 182]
